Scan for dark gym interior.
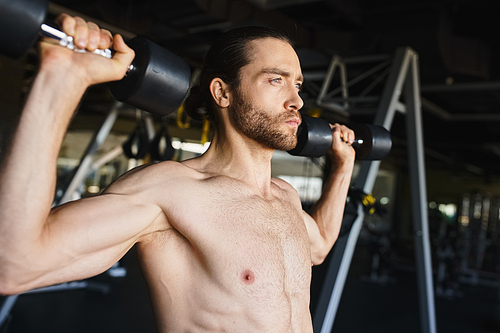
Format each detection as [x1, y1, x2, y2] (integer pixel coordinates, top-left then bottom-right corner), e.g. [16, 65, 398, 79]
[2, 0, 500, 332]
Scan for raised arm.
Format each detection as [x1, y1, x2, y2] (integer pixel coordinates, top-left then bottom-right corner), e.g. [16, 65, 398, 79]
[0, 15, 163, 294]
[303, 124, 356, 265]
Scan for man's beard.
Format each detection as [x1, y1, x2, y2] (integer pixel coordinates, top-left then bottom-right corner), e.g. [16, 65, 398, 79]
[230, 89, 300, 151]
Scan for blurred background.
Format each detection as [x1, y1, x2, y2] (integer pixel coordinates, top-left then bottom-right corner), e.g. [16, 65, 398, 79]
[2, 0, 500, 332]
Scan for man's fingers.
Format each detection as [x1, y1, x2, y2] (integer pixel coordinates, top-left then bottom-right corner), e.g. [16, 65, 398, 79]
[99, 29, 113, 50]
[55, 13, 76, 36]
[73, 17, 89, 49]
[54, 14, 115, 53]
[86, 22, 101, 51]
[344, 127, 355, 144]
[111, 34, 135, 76]
[44, 15, 135, 84]
[331, 123, 355, 145]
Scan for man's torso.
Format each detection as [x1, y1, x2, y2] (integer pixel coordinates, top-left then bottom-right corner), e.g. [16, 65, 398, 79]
[118, 161, 313, 332]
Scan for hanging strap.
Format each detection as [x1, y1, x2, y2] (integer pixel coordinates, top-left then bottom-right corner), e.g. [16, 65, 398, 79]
[122, 119, 150, 159]
[150, 121, 175, 161]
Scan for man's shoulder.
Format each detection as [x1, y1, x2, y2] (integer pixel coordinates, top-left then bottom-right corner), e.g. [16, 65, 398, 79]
[105, 161, 201, 194]
[271, 177, 296, 192]
[271, 177, 301, 201]
[124, 160, 192, 178]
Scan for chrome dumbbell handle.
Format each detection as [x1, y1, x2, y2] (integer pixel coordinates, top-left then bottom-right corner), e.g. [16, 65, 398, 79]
[354, 139, 364, 145]
[40, 23, 112, 58]
[340, 137, 364, 145]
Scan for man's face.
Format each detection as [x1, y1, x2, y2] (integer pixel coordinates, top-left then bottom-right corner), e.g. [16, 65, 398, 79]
[229, 38, 304, 151]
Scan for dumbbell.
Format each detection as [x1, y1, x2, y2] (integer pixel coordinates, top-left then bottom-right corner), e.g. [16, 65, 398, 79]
[288, 116, 392, 160]
[0, 0, 190, 116]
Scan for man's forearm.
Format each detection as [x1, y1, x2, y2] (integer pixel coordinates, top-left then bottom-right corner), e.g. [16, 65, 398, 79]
[310, 161, 353, 256]
[0, 66, 88, 280]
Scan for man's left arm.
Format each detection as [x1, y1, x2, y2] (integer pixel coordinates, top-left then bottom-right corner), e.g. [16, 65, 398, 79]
[303, 124, 356, 265]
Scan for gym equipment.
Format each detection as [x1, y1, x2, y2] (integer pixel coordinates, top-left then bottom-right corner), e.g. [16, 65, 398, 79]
[122, 119, 150, 160]
[0, 0, 110, 58]
[109, 37, 190, 117]
[288, 116, 392, 160]
[0, 0, 191, 116]
[312, 47, 436, 333]
[0, 0, 46, 58]
[149, 122, 175, 162]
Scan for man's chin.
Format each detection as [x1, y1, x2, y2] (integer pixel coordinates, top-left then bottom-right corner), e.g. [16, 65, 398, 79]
[252, 128, 298, 151]
[273, 138, 298, 152]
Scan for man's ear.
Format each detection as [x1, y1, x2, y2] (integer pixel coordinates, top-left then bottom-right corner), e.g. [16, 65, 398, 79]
[209, 78, 231, 108]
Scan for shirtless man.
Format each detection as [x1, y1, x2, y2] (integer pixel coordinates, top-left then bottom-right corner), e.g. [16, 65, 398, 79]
[0, 14, 355, 332]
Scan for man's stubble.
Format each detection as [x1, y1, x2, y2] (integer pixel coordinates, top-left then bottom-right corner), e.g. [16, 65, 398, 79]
[230, 88, 300, 151]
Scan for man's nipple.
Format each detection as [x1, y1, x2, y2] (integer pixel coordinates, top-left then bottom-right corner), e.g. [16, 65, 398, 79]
[241, 269, 255, 285]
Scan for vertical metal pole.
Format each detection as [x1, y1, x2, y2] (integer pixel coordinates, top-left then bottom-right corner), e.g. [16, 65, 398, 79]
[313, 160, 386, 333]
[404, 51, 437, 333]
[312, 224, 347, 332]
[315, 205, 365, 333]
[372, 47, 412, 129]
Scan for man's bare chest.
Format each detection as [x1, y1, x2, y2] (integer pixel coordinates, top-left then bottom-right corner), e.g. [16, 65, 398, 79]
[162, 182, 312, 289]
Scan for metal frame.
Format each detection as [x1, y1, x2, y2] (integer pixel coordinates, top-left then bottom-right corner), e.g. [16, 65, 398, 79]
[312, 47, 437, 333]
[314, 53, 392, 118]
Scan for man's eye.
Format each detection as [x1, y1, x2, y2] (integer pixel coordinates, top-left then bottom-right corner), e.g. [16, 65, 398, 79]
[295, 83, 302, 90]
[272, 78, 282, 83]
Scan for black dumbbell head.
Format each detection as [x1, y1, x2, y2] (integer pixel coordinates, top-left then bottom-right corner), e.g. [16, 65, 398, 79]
[352, 123, 392, 160]
[110, 37, 191, 117]
[0, 0, 48, 58]
[288, 116, 332, 158]
[288, 116, 392, 160]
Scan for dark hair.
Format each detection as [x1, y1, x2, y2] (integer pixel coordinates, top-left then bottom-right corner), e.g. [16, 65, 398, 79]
[184, 26, 293, 122]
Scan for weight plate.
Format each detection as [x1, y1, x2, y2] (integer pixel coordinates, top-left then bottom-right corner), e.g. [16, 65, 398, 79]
[0, 0, 48, 58]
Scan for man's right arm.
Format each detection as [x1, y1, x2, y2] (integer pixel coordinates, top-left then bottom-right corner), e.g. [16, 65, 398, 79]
[0, 15, 164, 294]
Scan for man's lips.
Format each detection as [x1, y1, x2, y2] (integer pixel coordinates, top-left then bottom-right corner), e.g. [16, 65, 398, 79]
[285, 117, 301, 127]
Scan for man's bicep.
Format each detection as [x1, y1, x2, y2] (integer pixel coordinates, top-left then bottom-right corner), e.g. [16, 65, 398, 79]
[30, 192, 165, 290]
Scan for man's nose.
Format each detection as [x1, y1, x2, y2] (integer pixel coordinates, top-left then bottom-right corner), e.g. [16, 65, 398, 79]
[286, 88, 304, 111]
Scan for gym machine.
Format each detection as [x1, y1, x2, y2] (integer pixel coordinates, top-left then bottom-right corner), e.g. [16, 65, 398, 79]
[454, 193, 500, 288]
[310, 47, 437, 333]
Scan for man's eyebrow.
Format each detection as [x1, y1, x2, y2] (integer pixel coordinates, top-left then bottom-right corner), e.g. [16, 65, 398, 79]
[260, 68, 304, 82]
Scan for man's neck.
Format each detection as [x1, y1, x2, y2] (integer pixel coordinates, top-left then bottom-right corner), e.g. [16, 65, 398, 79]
[188, 127, 276, 196]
